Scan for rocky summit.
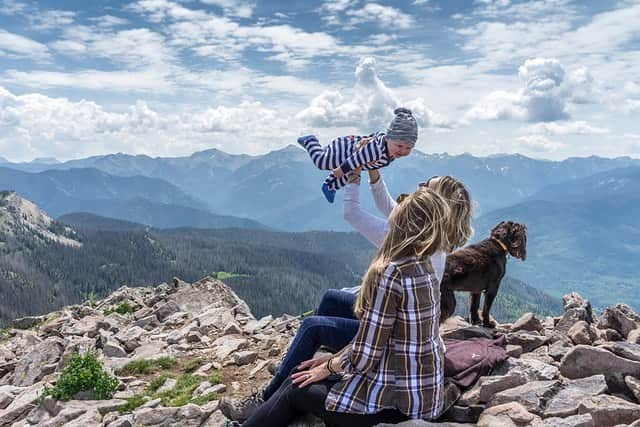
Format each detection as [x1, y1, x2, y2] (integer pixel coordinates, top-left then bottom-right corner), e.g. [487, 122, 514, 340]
[1, 279, 640, 427]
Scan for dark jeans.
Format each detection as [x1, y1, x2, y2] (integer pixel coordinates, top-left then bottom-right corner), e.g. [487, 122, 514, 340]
[245, 377, 410, 427]
[263, 315, 360, 400]
[316, 289, 358, 320]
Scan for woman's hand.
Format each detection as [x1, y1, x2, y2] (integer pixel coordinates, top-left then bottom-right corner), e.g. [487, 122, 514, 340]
[347, 167, 362, 185]
[296, 354, 331, 371]
[332, 167, 345, 180]
[291, 361, 330, 388]
[368, 169, 380, 184]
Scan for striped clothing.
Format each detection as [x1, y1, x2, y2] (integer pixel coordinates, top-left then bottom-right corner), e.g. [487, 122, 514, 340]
[301, 132, 392, 190]
[325, 256, 445, 421]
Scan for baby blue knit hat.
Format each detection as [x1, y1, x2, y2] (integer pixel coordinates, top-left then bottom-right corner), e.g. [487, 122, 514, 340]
[386, 107, 418, 146]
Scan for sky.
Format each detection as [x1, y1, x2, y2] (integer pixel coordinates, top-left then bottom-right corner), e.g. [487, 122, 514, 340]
[0, 0, 639, 162]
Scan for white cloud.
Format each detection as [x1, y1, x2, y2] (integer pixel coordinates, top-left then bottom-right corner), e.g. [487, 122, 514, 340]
[346, 3, 413, 29]
[89, 15, 130, 28]
[297, 57, 451, 131]
[467, 57, 596, 123]
[527, 121, 609, 136]
[0, 29, 50, 61]
[200, 0, 255, 18]
[516, 134, 564, 153]
[29, 9, 75, 30]
[0, 0, 25, 15]
[0, 85, 298, 160]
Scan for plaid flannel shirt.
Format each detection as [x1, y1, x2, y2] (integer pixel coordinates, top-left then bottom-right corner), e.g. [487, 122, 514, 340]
[325, 256, 445, 420]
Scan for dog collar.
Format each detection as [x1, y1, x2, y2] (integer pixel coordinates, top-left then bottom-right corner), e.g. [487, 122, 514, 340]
[492, 238, 508, 252]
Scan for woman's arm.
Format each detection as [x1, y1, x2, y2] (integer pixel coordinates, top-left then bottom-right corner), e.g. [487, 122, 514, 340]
[335, 264, 401, 374]
[343, 169, 389, 248]
[368, 170, 397, 218]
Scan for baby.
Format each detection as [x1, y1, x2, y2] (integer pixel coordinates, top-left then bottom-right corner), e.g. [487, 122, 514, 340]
[298, 107, 418, 203]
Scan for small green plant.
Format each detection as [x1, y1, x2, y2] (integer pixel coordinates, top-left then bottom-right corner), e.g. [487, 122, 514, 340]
[183, 357, 206, 373]
[216, 271, 251, 280]
[104, 302, 134, 316]
[118, 393, 148, 413]
[41, 352, 118, 401]
[115, 357, 176, 376]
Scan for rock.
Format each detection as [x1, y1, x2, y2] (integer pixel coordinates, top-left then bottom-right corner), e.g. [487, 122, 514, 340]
[511, 313, 542, 333]
[568, 321, 598, 345]
[477, 402, 540, 427]
[478, 373, 527, 403]
[557, 308, 593, 335]
[102, 339, 128, 358]
[543, 375, 608, 418]
[442, 326, 495, 341]
[107, 418, 133, 427]
[560, 345, 640, 379]
[186, 330, 202, 343]
[223, 323, 242, 335]
[549, 338, 574, 361]
[11, 316, 45, 330]
[488, 380, 560, 415]
[598, 341, 640, 362]
[628, 329, 640, 344]
[12, 337, 64, 386]
[0, 382, 44, 426]
[625, 376, 640, 402]
[443, 404, 484, 423]
[167, 329, 186, 345]
[132, 315, 160, 331]
[493, 357, 559, 381]
[233, 350, 258, 366]
[505, 345, 522, 358]
[599, 328, 624, 342]
[577, 394, 640, 426]
[563, 293, 594, 320]
[131, 342, 168, 360]
[599, 303, 640, 338]
[115, 326, 146, 352]
[155, 378, 177, 394]
[506, 331, 548, 353]
[211, 335, 249, 361]
[152, 301, 180, 322]
[538, 414, 594, 427]
[62, 315, 108, 337]
[196, 307, 237, 335]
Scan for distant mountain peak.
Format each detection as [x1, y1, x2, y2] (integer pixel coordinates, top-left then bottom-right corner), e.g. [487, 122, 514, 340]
[0, 192, 81, 248]
[31, 157, 60, 164]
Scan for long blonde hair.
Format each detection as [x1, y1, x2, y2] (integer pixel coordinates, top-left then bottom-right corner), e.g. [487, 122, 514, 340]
[429, 176, 474, 251]
[354, 189, 450, 318]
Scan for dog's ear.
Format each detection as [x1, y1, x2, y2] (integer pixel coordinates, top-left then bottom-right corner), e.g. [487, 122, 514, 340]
[490, 221, 509, 240]
[507, 222, 527, 260]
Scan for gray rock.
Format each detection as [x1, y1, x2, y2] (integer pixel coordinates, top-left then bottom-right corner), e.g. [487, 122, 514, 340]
[628, 329, 640, 344]
[599, 303, 640, 338]
[505, 345, 522, 358]
[625, 375, 640, 402]
[0, 391, 12, 410]
[557, 308, 592, 335]
[212, 335, 249, 361]
[538, 414, 594, 427]
[599, 341, 640, 362]
[599, 328, 624, 342]
[442, 404, 484, 424]
[560, 345, 640, 379]
[577, 394, 640, 426]
[106, 418, 133, 427]
[493, 357, 559, 381]
[563, 293, 594, 320]
[132, 315, 160, 331]
[544, 375, 608, 418]
[12, 337, 64, 386]
[156, 378, 177, 394]
[441, 326, 495, 341]
[152, 301, 180, 322]
[233, 350, 258, 366]
[167, 329, 186, 345]
[549, 338, 574, 361]
[506, 331, 548, 353]
[488, 380, 560, 415]
[568, 321, 598, 345]
[62, 315, 108, 337]
[477, 402, 541, 427]
[11, 316, 45, 330]
[511, 313, 542, 333]
[103, 340, 128, 358]
[0, 382, 44, 426]
[478, 373, 527, 403]
[186, 330, 202, 343]
[115, 326, 146, 352]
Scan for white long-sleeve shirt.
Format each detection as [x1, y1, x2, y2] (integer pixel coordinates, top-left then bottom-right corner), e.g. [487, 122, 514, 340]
[342, 178, 446, 289]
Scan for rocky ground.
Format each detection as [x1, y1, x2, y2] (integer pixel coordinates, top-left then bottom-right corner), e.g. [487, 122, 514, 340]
[1, 277, 640, 426]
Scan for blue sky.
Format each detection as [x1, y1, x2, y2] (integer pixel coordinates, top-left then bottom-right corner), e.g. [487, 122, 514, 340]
[0, 0, 639, 161]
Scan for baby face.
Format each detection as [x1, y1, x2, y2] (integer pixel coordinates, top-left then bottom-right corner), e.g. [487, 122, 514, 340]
[387, 139, 413, 159]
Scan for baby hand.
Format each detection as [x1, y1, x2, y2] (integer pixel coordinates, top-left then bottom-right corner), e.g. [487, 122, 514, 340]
[332, 167, 345, 180]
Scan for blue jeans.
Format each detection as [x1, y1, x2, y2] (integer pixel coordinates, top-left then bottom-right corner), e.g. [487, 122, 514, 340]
[263, 315, 360, 400]
[316, 289, 358, 320]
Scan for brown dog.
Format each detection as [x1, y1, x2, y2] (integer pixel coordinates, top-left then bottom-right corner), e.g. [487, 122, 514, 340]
[440, 221, 527, 328]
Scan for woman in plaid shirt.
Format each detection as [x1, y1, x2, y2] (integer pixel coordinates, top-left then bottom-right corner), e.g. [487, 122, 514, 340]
[235, 187, 452, 426]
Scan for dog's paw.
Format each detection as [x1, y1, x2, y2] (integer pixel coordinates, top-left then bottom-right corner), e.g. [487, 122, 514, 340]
[482, 320, 496, 329]
[469, 317, 482, 326]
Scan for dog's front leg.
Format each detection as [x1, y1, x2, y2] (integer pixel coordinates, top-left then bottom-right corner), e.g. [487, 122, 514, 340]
[469, 293, 482, 325]
[482, 291, 497, 328]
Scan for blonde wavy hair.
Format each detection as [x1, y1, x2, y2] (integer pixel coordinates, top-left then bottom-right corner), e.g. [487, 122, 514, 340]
[354, 188, 450, 318]
[397, 176, 473, 252]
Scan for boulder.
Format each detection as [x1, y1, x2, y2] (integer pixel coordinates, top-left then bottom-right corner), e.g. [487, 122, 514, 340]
[488, 380, 560, 415]
[577, 394, 640, 426]
[506, 331, 548, 353]
[598, 341, 640, 362]
[12, 337, 65, 386]
[560, 345, 640, 379]
[477, 402, 540, 427]
[511, 313, 542, 333]
[568, 321, 598, 345]
[543, 375, 608, 418]
[598, 303, 640, 338]
[211, 335, 249, 361]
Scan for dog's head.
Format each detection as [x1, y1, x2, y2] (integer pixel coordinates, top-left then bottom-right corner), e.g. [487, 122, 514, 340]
[490, 221, 527, 260]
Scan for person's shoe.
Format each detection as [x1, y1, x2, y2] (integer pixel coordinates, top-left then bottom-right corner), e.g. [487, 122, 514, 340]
[322, 182, 336, 203]
[219, 389, 264, 422]
[297, 135, 317, 147]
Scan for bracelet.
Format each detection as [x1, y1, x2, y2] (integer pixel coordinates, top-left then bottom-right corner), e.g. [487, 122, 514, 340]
[326, 358, 337, 375]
